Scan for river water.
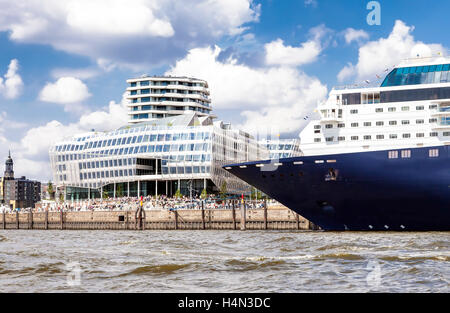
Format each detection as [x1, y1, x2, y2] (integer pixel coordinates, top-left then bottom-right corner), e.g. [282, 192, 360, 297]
[0, 230, 448, 293]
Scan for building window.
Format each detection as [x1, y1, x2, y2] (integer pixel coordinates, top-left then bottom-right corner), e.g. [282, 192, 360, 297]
[376, 121, 384, 126]
[444, 132, 450, 136]
[314, 138, 321, 143]
[430, 132, 438, 137]
[416, 105, 424, 110]
[401, 120, 410, 125]
[401, 150, 411, 158]
[388, 151, 398, 159]
[429, 118, 438, 123]
[364, 135, 372, 140]
[364, 122, 372, 127]
[351, 123, 359, 127]
[314, 125, 321, 129]
[338, 136, 345, 141]
[416, 133, 425, 138]
[389, 134, 398, 139]
[337, 123, 345, 128]
[351, 136, 359, 141]
[388, 107, 396, 112]
[429, 104, 438, 110]
[350, 109, 358, 114]
[325, 137, 334, 142]
[416, 119, 424, 124]
[376, 135, 385, 140]
[375, 108, 383, 113]
[389, 121, 397, 125]
[401, 106, 410, 111]
[325, 124, 333, 129]
[429, 149, 439, 158]
[402, 134, 411, 138]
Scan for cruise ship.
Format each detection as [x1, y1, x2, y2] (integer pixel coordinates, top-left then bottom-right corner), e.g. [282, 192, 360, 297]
[224, 56, 450, 231]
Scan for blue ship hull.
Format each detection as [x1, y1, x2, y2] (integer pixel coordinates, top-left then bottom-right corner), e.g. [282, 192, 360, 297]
[224, 145, 450, 231]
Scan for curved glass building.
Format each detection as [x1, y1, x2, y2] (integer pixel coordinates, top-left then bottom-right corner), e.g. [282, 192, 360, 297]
[49, 113, 268, 200]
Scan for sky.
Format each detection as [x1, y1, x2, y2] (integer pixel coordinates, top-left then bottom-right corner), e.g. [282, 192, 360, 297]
[0, 0, 448, 182]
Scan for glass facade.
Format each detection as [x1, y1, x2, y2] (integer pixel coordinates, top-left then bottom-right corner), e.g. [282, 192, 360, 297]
[381, 64, 450, 87]
[49, 117, 269, 197]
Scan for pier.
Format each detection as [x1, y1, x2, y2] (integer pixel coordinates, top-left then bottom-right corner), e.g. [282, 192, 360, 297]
[0, 206, 317, 231]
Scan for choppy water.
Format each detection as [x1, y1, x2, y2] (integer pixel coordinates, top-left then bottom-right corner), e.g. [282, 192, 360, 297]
[0, 230, 448, 293]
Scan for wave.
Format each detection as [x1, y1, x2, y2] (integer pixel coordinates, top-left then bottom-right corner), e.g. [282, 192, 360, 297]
[379, 255, 449, 262]
[118, 263, 191, 276]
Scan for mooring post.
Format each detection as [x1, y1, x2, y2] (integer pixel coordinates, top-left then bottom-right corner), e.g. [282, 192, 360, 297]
[29, 210, 33, 230]
[263, 199, 268, 230]
[45, 210, 48, 230]
[232, 201, 236, 230]
[296, 213, 300, 230]
[135, 196, 144, 230]
[60, 209, 63, 230]
[201, 201, 206, 230]
[16, 211, 19, 229]
[174, 210, 178, 230]
[2, 210, 5, 229]
[240, 195, 246, 231]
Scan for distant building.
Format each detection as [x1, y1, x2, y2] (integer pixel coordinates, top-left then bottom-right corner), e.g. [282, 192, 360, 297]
[0, 151, 41, 210]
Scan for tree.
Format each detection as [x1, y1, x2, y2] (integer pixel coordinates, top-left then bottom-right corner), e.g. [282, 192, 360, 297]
[174, 189, 182, 199]
[116, 184, 123, 198]
[219, 181, 227, 199]
[200, 188, 208, 199]
[102, 190, 109, 199]
[47, 181, 54, 200]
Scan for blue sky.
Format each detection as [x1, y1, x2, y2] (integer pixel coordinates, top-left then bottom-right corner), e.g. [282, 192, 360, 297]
[0, 0, 448, 181]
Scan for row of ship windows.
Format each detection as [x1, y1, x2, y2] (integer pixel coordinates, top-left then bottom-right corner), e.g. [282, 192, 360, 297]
[388, 149, 439, 159]
[316, 132, 450, 142]
[317, 118, 443, 131]
[349, 104, 437, 114]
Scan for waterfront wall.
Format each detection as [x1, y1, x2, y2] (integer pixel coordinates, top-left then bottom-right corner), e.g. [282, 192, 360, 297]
[0, 207, 317, 230]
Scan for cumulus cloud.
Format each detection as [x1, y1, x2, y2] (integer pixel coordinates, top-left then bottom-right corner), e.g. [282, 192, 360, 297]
[0, 59, 24, 99]
[2, 95, 129, 181]
[39, 77, 91, 113]
[344, 28, 369, 44]
[265, 39, 321, 66]
[0, 0, 260, 70]
[338, 20, 446, 82]
[166, 45, 327, 135]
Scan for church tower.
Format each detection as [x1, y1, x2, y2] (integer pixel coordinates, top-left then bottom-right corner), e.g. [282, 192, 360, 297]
[4, 150, 14, 179]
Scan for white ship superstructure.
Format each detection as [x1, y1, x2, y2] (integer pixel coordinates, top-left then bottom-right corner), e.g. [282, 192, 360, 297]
[300, 57, 450, 156]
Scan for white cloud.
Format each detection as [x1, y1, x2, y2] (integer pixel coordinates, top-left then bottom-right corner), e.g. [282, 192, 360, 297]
[0, 0, 260, 69]
[304, 0, 318, 7]
[51, 67, 100, 80]
[39, 77, 91, 112]
[166, 45, 327, 134]
[2, 95, 128, 181]
[0, 59, 24, 99]
[265, 39, 321, 66]
[338, 20, 446, 82]
[344, 28, 369, 44]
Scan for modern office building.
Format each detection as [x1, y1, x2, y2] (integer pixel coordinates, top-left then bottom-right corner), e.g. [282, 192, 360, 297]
[0, 151, 41, 209]
[127, 76, 215, 124]
[49, 113, 269, 200]
[260, 139, 302, 160]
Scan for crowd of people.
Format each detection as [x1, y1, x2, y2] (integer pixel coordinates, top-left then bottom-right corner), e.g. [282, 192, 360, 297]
[2, 195, 273, 213]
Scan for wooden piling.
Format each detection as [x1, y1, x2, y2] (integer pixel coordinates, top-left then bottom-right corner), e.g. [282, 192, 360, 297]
[60, 210, 64, 230]
[201, 201, 206, 230]
[2, 210, 5, 229]
[29, 211, 33, 230]
[174, 210, 178, 230]
[232, 201, 237, 230]
[44, 210, 48, 230]
[263, 199, 268, 230]
[240, 199, 246, 231]
[295, 213, 300, 230]
[16, 211, 19, 229]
